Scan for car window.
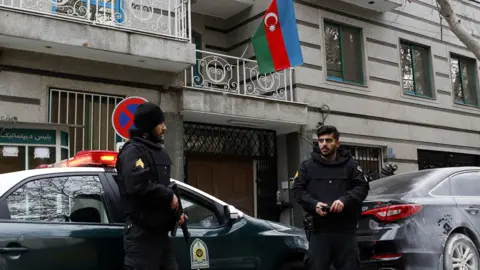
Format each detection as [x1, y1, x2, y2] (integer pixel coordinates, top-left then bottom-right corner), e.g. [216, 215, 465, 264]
[6, 175, 109, 224]
[450, 172, 480, 196]
[368, 170, 435, 195]
[181, 197, 220, 228]
[430, 178, 451, 196]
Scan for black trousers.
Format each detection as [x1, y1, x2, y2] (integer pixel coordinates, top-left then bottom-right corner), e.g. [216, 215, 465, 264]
[306, 231, 360, 270]
[123, 224, 178, 270]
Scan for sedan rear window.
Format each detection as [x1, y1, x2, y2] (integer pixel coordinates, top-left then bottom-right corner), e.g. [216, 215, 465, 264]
[368, 170, 435, 196]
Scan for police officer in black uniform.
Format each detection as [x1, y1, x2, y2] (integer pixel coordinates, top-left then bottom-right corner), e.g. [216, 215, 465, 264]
[115, 102, 187, 270]
[292, 125, 369, 270]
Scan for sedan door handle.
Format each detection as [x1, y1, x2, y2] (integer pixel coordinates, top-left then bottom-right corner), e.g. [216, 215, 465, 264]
[0, 247, 30, 254]
[465, 207, 480, 214]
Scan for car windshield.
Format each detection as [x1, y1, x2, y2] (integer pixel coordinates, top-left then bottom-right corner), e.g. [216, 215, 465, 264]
[368, 170, 435, 196]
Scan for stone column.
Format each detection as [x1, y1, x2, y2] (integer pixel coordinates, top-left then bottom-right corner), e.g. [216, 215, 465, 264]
[160, 89, 184, 182]
[163, 112, 184, 182]
[286, 125, 312, 228]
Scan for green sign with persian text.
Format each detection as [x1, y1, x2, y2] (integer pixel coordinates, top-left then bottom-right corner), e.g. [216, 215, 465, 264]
[0, 129, 56, 145]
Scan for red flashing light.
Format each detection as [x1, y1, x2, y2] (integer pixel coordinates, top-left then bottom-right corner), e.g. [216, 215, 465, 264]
[362, 204, 423, 222]
[36, 164, 52, 169]
[36, 150, 118, 169]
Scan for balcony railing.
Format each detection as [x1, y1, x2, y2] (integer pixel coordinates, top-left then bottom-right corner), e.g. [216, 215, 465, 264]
[0, 0, 191, 41]
[184, 50, 294, 102]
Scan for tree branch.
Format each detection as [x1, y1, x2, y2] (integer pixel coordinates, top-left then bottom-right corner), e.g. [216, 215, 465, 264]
[436, 0, 480, 60]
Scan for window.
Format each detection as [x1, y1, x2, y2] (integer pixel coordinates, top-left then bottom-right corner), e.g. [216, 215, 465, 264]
[181, 197, 220, 228]
[28, 147, 56, 170]
[53, 0, 122, 24]
[324, 22, 364, 84]
[400, 42, 432, 98]
[368, 170, 434, 196]
[0, 146, 56, 173]
[430, 178, 451, 196]
[6, 175, 109, 224]
[49, 89, 125, 156]
[451, 54, 478, 106]
[340, 145, 381, 180]
[450, 172, 480, 196]
[0, 146, 25, 174]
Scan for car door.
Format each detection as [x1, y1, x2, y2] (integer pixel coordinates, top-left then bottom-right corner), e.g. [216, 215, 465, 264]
[0, 172, 124, 270]
[103, 173, 257, 270]
[171, 187, 257, 270]
[450, 170, 480, 235]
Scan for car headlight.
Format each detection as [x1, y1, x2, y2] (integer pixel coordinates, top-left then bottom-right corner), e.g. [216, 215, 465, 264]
[286, 235, 308, 250]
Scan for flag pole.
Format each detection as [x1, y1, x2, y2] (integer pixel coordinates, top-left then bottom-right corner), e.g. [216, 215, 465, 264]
[240, 42, 251, 59]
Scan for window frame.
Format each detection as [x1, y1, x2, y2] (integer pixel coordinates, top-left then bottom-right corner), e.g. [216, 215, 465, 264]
[179, 193, 224, 229]
[450, 53, 479, 107]
[0, 172, 116, 225]
[323, 20, 365, 85]
[400, 41, 433, 98]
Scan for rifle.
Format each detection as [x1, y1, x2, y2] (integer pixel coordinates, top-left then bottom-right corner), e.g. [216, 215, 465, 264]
[168, 182, 191, 244]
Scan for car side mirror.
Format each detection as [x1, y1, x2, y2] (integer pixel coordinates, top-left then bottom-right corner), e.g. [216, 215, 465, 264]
[223, 205, 239, 226]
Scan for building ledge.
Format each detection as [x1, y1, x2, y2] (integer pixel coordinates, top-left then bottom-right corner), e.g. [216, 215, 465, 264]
[0, 9, 196, 72]
[182, 88, 308, 135]
[340, 0, 402, 12]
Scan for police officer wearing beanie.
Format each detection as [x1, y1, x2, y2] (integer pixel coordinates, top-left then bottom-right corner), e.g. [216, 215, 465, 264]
[115, 102, 187, 270]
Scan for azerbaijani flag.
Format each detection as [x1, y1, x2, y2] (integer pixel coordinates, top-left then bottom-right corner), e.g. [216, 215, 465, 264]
[251, 0, 303, 74]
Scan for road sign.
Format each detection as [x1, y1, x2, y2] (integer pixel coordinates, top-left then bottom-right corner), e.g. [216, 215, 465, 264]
[112, 96, 148, 140]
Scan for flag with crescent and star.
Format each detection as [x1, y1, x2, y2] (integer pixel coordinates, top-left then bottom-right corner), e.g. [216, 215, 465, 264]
[251, 0, 304, 74]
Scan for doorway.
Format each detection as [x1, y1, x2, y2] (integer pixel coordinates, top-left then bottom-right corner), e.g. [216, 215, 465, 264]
[187, 154, 254, 216]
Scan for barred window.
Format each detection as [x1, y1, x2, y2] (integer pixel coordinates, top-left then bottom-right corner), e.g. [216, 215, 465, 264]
[48, 89, 125, 156]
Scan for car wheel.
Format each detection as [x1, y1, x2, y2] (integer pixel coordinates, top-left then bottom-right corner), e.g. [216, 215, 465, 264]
[279, 261, 306, 270]
[443, 233, 480, 270]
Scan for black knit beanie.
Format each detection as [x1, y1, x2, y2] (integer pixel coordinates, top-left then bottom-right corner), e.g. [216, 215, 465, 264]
[133, 102, 165, 133]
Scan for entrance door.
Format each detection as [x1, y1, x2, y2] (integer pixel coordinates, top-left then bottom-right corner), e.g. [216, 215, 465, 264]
[187, 154, 254, 216]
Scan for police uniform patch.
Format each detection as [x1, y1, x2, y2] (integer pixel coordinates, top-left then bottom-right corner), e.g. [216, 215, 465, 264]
[135, 158, 144, 169]
[357, 165, 363, 173]
[190, 238, 209, 269]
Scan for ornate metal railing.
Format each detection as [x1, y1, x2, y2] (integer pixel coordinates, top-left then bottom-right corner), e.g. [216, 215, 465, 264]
[184, 50, 295, 102]
[0, 0, 191, 41]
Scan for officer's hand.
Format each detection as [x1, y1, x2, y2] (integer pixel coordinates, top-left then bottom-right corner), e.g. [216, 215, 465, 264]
[179, 214, 188, 225]
[171, 194, 179, 210]
[331, 200, 344, 213]
[315, 202, 328, 216]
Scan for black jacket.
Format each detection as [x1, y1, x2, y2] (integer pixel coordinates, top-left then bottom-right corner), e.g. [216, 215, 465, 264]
[292, 146, 369, 232]
[115, 131, 176, 233]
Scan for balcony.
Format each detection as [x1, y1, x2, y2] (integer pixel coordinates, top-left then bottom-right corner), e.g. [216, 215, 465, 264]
[340, 0, 402, 12]
[191, 0, 254, 19]
[0, 0, 196, 72]
[184, 50, 294, 102]
[181, 50, 308, 135]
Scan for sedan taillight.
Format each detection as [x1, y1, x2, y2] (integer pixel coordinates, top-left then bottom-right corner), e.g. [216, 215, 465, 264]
[361, 204, 423, 222]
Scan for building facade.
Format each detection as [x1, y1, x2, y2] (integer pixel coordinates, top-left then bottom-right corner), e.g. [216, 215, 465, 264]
[1, 0, 480, 226]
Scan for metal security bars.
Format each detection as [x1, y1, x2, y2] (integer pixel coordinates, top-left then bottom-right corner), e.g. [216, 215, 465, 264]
[48, 89, 125, 156]
[340, 145, 382, 180]
[183, 122, 276, 158]
[183, 122, 280, 222]
[184, 50, 295, 102]
[418, 149, 480, 170]
[0, 0, 191, 41]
